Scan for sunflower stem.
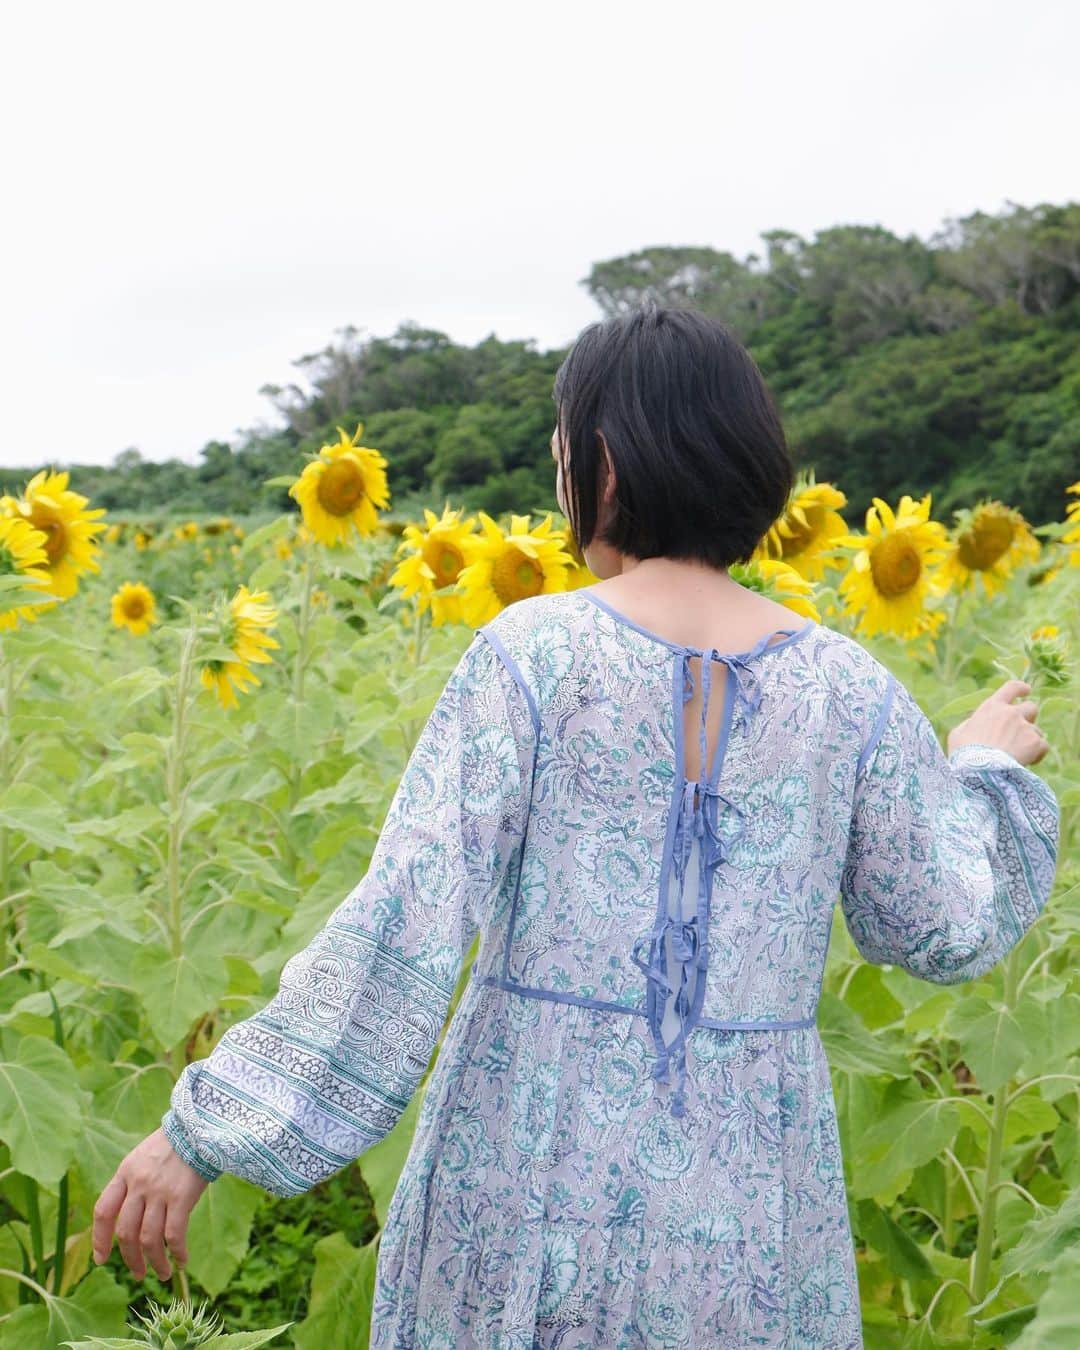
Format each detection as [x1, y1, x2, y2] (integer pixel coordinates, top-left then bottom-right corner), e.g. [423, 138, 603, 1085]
[284, 545, 316, 878]
[970, 943, 1021, 1305]
[167, 623, 197, 1075]
[0, 654, 16, 949]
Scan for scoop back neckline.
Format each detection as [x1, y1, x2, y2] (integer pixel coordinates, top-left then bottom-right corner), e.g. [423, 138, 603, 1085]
[577, 587, 818, 659]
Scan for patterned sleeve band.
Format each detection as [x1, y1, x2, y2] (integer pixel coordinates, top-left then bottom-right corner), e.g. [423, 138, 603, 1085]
[161, 631, 536, 1196]
[839, 674, 1060, 985]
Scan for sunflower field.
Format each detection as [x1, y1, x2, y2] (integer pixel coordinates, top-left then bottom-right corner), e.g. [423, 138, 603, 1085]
[0, 432, 1078, 1348]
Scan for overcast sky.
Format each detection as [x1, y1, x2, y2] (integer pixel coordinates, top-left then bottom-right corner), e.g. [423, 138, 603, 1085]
[2, 0, 1076, 472]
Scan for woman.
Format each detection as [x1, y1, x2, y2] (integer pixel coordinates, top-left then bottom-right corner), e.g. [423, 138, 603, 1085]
[93, 305, 1059, 1347]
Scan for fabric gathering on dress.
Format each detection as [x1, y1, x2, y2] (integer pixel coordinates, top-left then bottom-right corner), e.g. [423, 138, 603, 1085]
[162, 588, 1060, 1348]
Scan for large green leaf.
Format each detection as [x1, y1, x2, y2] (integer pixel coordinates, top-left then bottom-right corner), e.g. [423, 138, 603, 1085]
[0, 1265, 128, 1348]
[74, 1111, 145, 1197]
[0, 1034, 91, 1184]
[1012, 1247, 1080, 1348]
[1003, 1187, 1080, 1279]
[291, 1231, 379, 1350]
[185, 1174, 264, 1297]
[818, 994, 909, 1077]
[945, 995, 1042, 1093]
[855, 1199, 935, 1281]
[129, 946, 230, 1048]
[0, 783, 75, 850]
[852, 1098, 960, 1200]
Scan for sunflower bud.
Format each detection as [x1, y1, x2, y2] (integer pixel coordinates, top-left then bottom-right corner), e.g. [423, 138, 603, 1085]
[1024, 625, 1070, 687]
[129, 1295, 224, 1346]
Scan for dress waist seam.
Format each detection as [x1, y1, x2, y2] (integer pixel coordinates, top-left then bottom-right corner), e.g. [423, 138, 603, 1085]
[471, 968, 815, 1030]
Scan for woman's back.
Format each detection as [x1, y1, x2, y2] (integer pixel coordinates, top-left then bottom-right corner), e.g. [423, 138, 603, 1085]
[368, 589, 1055, 1346]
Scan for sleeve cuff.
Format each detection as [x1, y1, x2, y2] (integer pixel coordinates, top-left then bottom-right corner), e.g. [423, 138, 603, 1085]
[948, 742, 1025, 773]
[161, 1107, 223, 1184]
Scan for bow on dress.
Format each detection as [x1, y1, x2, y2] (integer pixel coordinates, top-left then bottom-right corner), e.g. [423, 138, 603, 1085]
[630, 649, 761, 1119]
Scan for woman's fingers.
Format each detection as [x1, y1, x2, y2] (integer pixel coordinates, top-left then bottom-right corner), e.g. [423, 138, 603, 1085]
[115, 1190, 148, 1278]
[92, 1173, 127, 1265]
[989, 678, 1031, 703]
[164, 1195, 193, 1267]
[141, 1197, 172, 1281]
[1015, 699, 1039, 722]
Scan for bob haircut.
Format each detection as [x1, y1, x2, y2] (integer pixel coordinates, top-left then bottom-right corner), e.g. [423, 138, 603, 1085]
[552, 303, 795, 569]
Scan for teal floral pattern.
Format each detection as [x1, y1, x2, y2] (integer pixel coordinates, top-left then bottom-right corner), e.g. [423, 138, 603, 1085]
[161, 589, 1060, 1347]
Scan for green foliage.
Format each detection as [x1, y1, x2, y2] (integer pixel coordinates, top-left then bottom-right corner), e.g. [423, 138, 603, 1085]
[0, 506, 1076, 1344]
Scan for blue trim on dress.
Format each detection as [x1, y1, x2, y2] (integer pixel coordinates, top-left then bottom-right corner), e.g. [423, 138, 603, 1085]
[474, 625, 542, 984]
[856, 672, 897, 779]
[578, 588, 817, 658]
[471, 968, 814, 1030]
[478, 626, 541, 740]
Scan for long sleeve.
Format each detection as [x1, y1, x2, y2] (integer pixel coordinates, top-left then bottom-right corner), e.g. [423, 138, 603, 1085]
[161, 630, 537, 1197]
[838, 672, 1059, 985]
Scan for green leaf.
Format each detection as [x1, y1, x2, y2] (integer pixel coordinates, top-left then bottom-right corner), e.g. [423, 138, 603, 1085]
[291, 1231, 379, 1350]
[129, 946, 230, 1048]
[856, 1199, 935, 1281]
[903, 989, 956, 1034]
[212, 1328, 295, 1347]
[945, 996, 1035, 1092]
[184, 1173, 264, 1297]
[0, 783, 75, 850]
[842, 965, 904, 1030]
[1004, 1092, 1060, 1143]
[1013, 1247, 1080, 1347]
[4, 1264, 129, 1348]
[933, 689, 988, 721]
[0, 1033, 92, 1184]
[853, 1098, 960, 1200]
[97, 667, 171, 704]
[74, 1111, 146, 1198]
[70, 803, 165, 842]
[1020, 993, 1080, 1076]
[818, 993, 909, 1078]
[972, 1304, 1037, 1341]
[1003, 1188, 1080, 1279]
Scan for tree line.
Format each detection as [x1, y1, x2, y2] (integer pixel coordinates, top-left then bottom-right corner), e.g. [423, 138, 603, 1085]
[9, 199, 1078, 527]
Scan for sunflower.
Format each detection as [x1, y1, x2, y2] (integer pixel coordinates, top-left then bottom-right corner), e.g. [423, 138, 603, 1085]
[134, 530, 151, 550]
[288, 423, 390, 547]
[389, 506, 479, 626]
[110, 581, 157, 635]
[273, 534, 294, 561]
[1062, 480, 1080, 570]
[454, 512, 577, 627]
[834, 494, 951, 639]
[938, 500, 1041, 597]
[0, 515, 55, 630]
[1, 469, 107, 600]
[752, 472, 849, 581]
[199, 584, 280, 710]
[729, 558, 821, 622]
[173, 520, 199, 542]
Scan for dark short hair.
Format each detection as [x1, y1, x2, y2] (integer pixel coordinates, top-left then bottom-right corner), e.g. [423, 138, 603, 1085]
[552, 303, 794, 568]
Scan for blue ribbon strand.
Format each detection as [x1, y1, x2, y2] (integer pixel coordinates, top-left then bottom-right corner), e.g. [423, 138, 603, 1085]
[633, 649, 757, 1119]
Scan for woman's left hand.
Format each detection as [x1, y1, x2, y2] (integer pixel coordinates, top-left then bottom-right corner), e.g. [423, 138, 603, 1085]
[92, 1127, 210, 1279]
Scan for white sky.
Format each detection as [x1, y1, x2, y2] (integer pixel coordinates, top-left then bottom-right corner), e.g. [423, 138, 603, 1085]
[2, 0, 1077, 472]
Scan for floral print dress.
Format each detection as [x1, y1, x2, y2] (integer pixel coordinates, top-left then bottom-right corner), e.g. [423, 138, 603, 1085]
[163, 588, 1060, 1348]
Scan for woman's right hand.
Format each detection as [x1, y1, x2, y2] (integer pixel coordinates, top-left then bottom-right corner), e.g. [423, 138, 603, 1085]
[947, 678, 1050, 766]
